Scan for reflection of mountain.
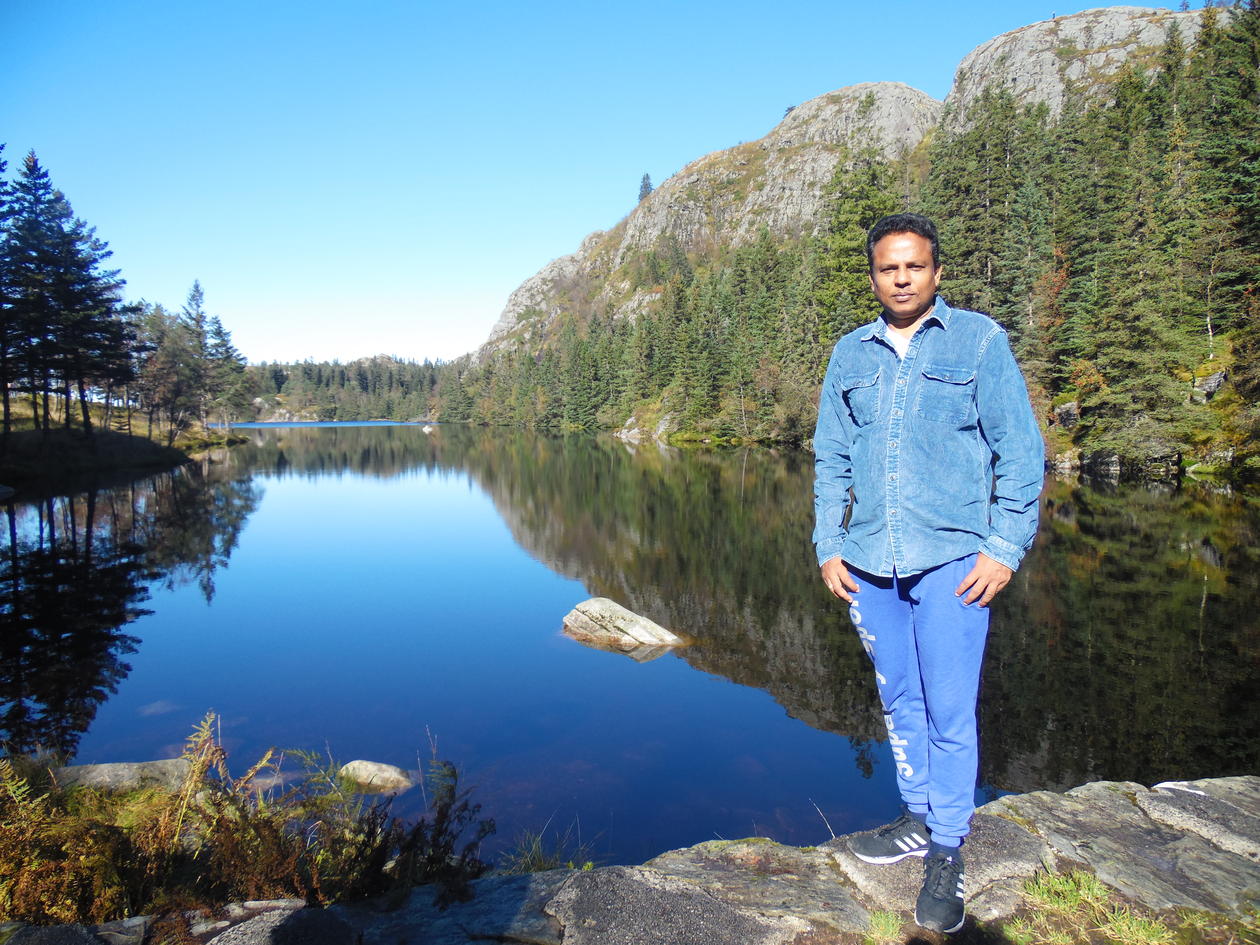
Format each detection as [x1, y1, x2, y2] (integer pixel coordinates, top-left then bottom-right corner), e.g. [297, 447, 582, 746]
[0, 461, 262, 757]
[443, 432, 1260, 793]
[463, 435, 886, 743]
[218, 426, 1260, 792]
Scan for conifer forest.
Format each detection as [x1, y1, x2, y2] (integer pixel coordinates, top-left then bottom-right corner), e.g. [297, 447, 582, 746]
[426, 5, 1260, 474]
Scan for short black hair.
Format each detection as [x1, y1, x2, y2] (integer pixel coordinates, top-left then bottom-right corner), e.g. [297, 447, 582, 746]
[866, 213, 940, 271]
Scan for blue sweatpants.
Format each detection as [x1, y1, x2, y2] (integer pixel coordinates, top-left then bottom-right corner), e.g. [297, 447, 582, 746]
[846, 555, 989, 842]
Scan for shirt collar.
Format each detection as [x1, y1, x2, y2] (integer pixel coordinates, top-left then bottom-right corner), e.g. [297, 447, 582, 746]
[859, 296, 951, 342]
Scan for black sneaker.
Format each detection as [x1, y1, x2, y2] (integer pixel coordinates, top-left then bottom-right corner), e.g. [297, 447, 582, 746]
[847, 808, 931, 863]
[915, 847, 966, 933]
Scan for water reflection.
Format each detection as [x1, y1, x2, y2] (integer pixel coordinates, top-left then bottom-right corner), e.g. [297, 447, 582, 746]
[0, 459, 262, 756]
[7, 423, 1257, 806]
[233, 425, 1260, 792]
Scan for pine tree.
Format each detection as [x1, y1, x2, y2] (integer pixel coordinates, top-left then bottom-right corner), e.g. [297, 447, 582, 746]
[638, 173, 654, 202]
[3, 152, 128, 435]
[0, 144, 14, 442]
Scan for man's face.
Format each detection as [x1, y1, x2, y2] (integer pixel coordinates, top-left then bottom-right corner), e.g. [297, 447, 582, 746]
[868, 232, 942, 324]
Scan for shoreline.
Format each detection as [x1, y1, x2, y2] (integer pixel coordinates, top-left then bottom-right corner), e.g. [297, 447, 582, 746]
[4, 771, 1257, 944]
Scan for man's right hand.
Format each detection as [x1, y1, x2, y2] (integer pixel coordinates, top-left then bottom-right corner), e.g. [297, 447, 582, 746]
[820, 557, 860, 603]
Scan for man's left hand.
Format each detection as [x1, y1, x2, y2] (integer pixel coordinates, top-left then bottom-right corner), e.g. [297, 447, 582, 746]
[955, 553, 1013, 607]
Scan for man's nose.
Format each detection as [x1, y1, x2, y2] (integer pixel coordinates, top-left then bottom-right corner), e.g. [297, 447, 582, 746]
[895, 268, 911, 285]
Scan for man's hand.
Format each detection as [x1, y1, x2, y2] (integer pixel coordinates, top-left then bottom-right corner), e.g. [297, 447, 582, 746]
[821, 557, 860, 603]
[955, 553, 1013, 607]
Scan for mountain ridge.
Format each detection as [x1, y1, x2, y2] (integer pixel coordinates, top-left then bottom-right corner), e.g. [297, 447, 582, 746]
[477, 4, 1202, 362]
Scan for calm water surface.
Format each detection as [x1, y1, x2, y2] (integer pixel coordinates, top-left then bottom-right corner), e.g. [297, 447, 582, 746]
[4, 424, 1258, 864]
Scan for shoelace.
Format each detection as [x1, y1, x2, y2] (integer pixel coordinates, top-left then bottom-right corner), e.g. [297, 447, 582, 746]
[924, 854, 963, 900]
[876, 812, 918, 838]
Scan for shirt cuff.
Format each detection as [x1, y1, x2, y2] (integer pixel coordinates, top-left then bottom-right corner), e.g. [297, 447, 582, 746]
[979, 534, 1024, 572]
[816, 538, 845, 568]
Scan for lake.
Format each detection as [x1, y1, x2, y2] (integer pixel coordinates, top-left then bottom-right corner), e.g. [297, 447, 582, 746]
[3, 423, 1258, 865]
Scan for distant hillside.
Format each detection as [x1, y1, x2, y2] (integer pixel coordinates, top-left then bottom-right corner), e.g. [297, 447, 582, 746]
[478, 6, 1200, 363]
[439, 4, 1258, 476]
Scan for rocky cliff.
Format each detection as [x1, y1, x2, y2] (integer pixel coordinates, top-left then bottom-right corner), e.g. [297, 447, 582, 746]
[478, 5, 1202, 362]
[945, 5, 1201, 123]
[482, 82, 941, 355]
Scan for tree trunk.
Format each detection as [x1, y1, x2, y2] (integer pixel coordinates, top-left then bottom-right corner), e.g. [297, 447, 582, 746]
[77, 377, 93, 435]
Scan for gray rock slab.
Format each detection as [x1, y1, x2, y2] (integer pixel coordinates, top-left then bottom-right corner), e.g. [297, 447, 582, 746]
[7, 927, 102, 945]
[646, 838, 869, 933]
[824, 836, 924, 919]
[958, 810, 1056, 921]
[994, 780, 1260, 914]
[827, 811, 1055, 924]
[545, 865, 810, 945]
[204, 908, 355, 945]
[562, 598, 684, 652]
[241, 900, 306, 911]
[331, 870, 571, 945]
[1179, 775, 1260, 820]
[53, 759, 189, 793]
[1140, 779, 1260, 860]
[89, 915, 149, 945]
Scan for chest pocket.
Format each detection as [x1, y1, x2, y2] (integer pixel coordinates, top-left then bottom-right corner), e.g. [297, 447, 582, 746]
[841, 371, 880, 426]
[916, 364, 975, 424]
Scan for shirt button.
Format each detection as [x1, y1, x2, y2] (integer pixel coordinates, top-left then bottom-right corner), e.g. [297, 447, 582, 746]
[897, 377, 906, 386]
[890, 509, 897, 515]
[888, 474, 896, 481]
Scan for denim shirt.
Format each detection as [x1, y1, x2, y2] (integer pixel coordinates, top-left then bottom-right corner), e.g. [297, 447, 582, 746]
[813, 297, 1044, 576]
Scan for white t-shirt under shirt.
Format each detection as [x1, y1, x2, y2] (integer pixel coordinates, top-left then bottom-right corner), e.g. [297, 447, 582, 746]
[887, 329, 912, 359]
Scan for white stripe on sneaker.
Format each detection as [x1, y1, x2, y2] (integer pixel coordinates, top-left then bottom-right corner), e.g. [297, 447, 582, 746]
[910, 832, 926, 845]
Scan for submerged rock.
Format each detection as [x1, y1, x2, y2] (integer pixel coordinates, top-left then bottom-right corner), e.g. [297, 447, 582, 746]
[53, 759, 190, 793]
[562, 598, 685, 658]
[338, 760, 415, 794]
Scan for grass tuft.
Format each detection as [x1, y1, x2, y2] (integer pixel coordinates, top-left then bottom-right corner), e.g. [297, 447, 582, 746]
[863, 909, 903, 945]
[996, 869, 1248, 945]
[498, 816, 598, 875]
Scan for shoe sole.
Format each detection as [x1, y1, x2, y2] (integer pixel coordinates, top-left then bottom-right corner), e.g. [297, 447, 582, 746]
[850, 847, 928, 865]
[914, 907, 965, 934]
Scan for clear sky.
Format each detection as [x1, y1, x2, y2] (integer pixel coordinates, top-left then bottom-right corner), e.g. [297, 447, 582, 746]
[2, 1, 1178, 364]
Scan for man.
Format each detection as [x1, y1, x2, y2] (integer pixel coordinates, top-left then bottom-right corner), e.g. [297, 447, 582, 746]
[813, 213, 1043, 933]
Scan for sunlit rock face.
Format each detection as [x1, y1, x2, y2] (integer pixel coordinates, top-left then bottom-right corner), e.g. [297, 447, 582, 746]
[478, 7, 1207, 365]
[613, 82, 942, 265]
[480, 82, 941, 358]
[944, 5, 1202, 125]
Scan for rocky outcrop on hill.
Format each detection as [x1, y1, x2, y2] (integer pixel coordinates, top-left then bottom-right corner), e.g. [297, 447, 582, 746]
[482, 81, 941, 355]
[945, 5, 1201, 123]
[613, 82, 940, 266]
[477, 6, 1207, 364]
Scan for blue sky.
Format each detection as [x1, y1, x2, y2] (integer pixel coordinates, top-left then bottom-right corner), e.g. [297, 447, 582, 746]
[2, 1, 1178, 364]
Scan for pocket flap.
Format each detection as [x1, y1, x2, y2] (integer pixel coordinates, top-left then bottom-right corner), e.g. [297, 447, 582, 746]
[921, 364, 974, 385]
[841, 370, 880, 391]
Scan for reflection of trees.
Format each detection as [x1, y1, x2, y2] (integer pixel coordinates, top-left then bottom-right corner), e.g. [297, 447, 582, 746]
[429, 430, 1260, 792]
[455, 433, 886, 743]
[983, 479, 1260, 792]
[211, 426, 1260, 790]
[1, 497, 148, 757]
[0, 459, 262, 757]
